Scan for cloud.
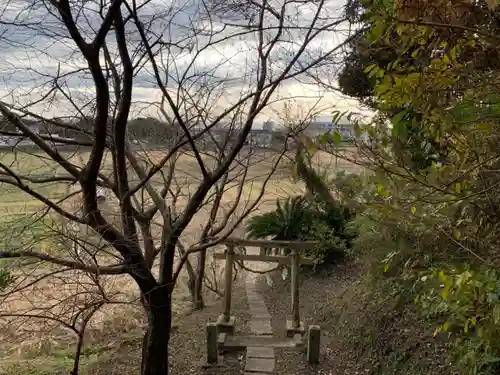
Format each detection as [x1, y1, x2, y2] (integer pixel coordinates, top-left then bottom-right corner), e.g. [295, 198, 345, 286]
[0, 0, 364, 123]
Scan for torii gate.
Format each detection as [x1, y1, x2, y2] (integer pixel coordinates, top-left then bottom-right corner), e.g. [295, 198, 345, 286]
[206, 237, 322, 365]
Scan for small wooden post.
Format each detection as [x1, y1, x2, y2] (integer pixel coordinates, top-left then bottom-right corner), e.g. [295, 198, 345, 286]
[206, 322, 218, 364]
[307, 325, 321, 364]
[259, 246, 266, 256]
[291, 248, 300, 329]
[222, 245, 234, 322]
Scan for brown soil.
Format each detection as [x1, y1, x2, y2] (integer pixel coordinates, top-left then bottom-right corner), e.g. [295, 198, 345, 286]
[256, 263, 364, 375]
[84, 276, 252, 375]
[257, 262, 456, 375]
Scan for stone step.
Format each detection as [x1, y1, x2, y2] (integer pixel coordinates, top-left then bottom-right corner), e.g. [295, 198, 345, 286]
[247, 346, 275, 359]
[249, 319, 273, 335]
[245, 357, 275, 373]
[219, 334, 303, 350]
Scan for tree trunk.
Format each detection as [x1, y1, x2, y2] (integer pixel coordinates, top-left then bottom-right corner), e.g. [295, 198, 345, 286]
[193, 251, 206, 310]
[141, 288, 172, 375]
[176, 243, 198, 309]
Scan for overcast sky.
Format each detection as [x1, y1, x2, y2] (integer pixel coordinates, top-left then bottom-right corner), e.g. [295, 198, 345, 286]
[0, 0, 370, 124]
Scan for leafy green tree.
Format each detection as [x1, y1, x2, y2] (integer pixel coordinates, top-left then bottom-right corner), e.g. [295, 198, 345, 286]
[338, 0, 500, 173]
[339, 0, 500, 373]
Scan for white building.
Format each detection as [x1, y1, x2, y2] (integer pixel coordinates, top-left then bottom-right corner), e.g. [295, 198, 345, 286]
[304, 115, 368, 142]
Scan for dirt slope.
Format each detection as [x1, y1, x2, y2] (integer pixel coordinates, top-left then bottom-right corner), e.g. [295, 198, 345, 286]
[257, 261, 456, 375]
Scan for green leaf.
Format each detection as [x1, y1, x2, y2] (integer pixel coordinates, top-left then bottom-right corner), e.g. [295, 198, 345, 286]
[368, 23, 385, 42]
[411, 206, 417, 214]
[440, 286, 449, 300]
[493, 305, 500, 324]
[453, 228, 461, 240]
[364, 64, 377, 74]
[320, 131, 330, 145]
[332, 110, 348, 125]
[395, 24, 405, 36]
[0, 267, 13, 291]
[476, 122, 493, 132]
[433, 327, 440, 337]
[354, 123, 362, 137]
[441, 321, 449, 332]
[332, 130, 342, 145]
[455, 182, 462, 194]
[484, 355, 500, 364]
[391, 110, 409, 137]
[307, 140, 318, 155]
[382, 0, 394, 9]
[450, 46, 457, 59]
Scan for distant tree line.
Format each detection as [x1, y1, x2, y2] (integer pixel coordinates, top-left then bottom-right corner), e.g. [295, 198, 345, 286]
[0, 116, 181, 146]
[0, 116, 293, 150]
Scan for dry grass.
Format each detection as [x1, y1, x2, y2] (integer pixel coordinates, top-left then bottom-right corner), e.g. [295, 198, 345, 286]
[0, 147, 362, 374]
[0, 276, 253, 375]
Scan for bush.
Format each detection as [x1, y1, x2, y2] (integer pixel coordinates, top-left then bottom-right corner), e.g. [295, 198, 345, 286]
[345, 171, 500, 375]
[246, 194, 357, 265]
[416, 267, 500, 374]
[246, 195, 315, 243]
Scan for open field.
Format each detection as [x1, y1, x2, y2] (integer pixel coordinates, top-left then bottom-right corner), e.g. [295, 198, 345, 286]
[0, 147, 362, 205]
[0, 147, 363, 373]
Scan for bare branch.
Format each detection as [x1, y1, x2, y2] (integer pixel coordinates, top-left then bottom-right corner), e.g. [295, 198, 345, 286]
[0, 250, 126, 275]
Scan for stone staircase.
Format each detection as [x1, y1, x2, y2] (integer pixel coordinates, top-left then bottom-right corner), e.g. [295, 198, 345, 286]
[243, 272, 276, 374]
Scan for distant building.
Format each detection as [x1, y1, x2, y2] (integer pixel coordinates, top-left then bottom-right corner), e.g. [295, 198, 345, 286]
[246, 129, 273, 148]
[304, 116, 368, 142]
[263, 120, 276, 132]
[192, 124, 290, 150]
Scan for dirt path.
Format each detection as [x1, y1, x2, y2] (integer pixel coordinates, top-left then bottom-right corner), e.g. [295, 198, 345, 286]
[258, 263, 364, 375]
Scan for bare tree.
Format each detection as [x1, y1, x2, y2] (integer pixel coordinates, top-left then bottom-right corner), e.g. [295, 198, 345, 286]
[0, 0, 349, 374]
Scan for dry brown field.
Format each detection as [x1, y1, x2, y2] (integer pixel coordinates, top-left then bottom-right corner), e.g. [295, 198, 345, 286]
[0, 147, 362, 372]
